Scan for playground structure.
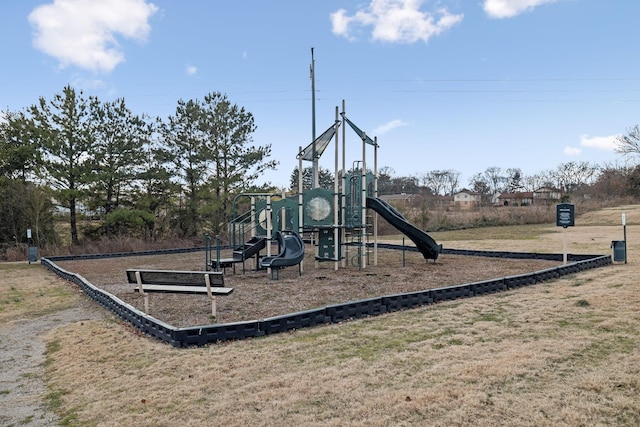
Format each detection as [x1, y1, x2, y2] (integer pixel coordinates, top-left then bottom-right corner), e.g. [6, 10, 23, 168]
[206, 100, 442, 276]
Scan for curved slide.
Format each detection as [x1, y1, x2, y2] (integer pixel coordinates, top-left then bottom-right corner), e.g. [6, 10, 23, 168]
[260, 231, 305, 269]
[366, 197, 442, 261]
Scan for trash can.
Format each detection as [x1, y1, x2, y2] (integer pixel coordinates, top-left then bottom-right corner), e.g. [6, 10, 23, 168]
[28, 246, 38, 264]
[611, 240, 626, 262]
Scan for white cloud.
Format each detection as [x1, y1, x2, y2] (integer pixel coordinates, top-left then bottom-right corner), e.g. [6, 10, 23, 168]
[28, 0, 158, 73]
[580, 134, 620, 151]
[374, 119, 408, 135]
[330, 9, 353, 39]
[331, 0, 463, 44]
[483, 0, 557, 19]
[564, 146, 582, 156]
[70, 74, 106, 89]
[186, 65, 198, 76]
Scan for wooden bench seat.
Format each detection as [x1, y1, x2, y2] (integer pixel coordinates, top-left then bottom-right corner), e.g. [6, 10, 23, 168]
[126, 269, 233, 317]
[126, 269, 226, 287]
[132, 284, 234, 294]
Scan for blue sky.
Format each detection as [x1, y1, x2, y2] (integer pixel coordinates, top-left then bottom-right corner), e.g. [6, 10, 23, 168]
[1, 0, 639, 190]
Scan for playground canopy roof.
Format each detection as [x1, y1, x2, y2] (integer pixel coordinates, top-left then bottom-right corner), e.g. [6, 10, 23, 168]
[298, 115, 377, 162]
[343, 115, 377, 147]
[298, 122, 339, 161]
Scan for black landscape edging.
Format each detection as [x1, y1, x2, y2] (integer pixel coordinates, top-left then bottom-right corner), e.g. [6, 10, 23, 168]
[259, 308, 331, 336]
[44, 246, 213, 262]
[40, 250, 612, 347]
[376, 242, 606, 263]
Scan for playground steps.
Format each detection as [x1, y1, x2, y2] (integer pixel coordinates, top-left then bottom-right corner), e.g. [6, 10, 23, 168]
[208, 236, 267, 273]
[232, 236, 267, 260]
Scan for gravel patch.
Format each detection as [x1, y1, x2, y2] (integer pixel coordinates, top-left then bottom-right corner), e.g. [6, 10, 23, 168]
[0, 293, 109, 427]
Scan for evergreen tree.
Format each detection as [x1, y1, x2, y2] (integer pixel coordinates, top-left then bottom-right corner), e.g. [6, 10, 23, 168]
[506, 168, 524, 192]
[159, 92, 277, 236]
[289, 166, 334, 191]
[0, 109, 40, 181]
[133, 143, 177, 238]
[202, 92, 278, 231]
[29, 85, 95, 245]
[89, 98, 153, 235]
[158, 98, 212, 236]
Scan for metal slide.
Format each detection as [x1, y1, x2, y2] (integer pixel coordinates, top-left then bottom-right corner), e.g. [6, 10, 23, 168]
[366, 197, 442, 261]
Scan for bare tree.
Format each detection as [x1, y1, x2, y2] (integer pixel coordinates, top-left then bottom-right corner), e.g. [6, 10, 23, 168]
[553, 161, 599, 193]
[443, 170, 461, 196]
[469, 173, 490, 194]
[483, 166, 506, 195]
[522, 173, 551, 192]
[422, 170, 449, 195]
[616, 125, 640, 159]
[590, 162, 631, 199]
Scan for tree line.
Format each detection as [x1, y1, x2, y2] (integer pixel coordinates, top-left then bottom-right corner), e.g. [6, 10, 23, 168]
[290, 160, 640, 206]
[377, 161, 638, 201]
[1, 85, 277, 248]
[3, 84, 640, 251]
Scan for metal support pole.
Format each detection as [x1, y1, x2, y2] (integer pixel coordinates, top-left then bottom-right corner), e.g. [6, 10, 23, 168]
[205, 234, 211, 271]
[250, 196, 256, 239]
[373, 137, 378, 266]
[341, 100, 347, 268]
[623, 212, 628, 264]
[298, 148, 305, 273]
[310, 47, 317, 188]
[333, 106, 340, 271]
[266, 195, 272, 277]
[361, 132, 367, 269]
[563, 227, 568, 265]
[402, 237, 406, 267]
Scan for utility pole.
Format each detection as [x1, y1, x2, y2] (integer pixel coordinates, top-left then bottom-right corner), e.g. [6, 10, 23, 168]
[310, 47, 317, 188]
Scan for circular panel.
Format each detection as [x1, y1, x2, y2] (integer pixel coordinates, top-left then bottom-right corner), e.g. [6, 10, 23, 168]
[306, 197, 331, 221]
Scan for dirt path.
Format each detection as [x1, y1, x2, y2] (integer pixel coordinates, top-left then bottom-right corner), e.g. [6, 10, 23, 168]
[0, 265, 110, 427]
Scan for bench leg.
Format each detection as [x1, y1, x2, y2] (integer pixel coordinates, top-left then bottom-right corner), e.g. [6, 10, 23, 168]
[205, 274, 217, 319]
[136, 271, 150, 314]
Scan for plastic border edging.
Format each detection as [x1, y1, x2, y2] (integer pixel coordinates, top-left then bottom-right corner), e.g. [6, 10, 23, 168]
[40, 250, 612, 347]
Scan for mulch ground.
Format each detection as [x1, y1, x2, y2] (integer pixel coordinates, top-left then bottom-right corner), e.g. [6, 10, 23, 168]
[54, 247, 560, 327]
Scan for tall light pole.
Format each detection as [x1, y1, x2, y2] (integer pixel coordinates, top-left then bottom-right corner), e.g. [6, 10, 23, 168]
[310, 47, 317, 188]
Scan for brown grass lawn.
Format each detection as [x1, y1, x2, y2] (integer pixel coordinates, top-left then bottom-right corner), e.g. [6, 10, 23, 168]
[2, 205, 640, 426]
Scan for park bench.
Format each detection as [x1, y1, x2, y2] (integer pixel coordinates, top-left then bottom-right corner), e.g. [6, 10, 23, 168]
[126, 269, 233, 317]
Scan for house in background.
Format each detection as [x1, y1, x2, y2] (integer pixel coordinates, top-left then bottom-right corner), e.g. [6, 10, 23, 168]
[533, 186, 563, 204]
[497, 191, 534, 206]
[497, 187, 562, 206]
[453, 189, 482, 208]
[431, 194, 454, 208]
[379, 193, 424, 209]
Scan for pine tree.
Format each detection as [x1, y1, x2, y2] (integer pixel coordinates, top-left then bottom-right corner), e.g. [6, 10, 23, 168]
[29, 85, 95, 245]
